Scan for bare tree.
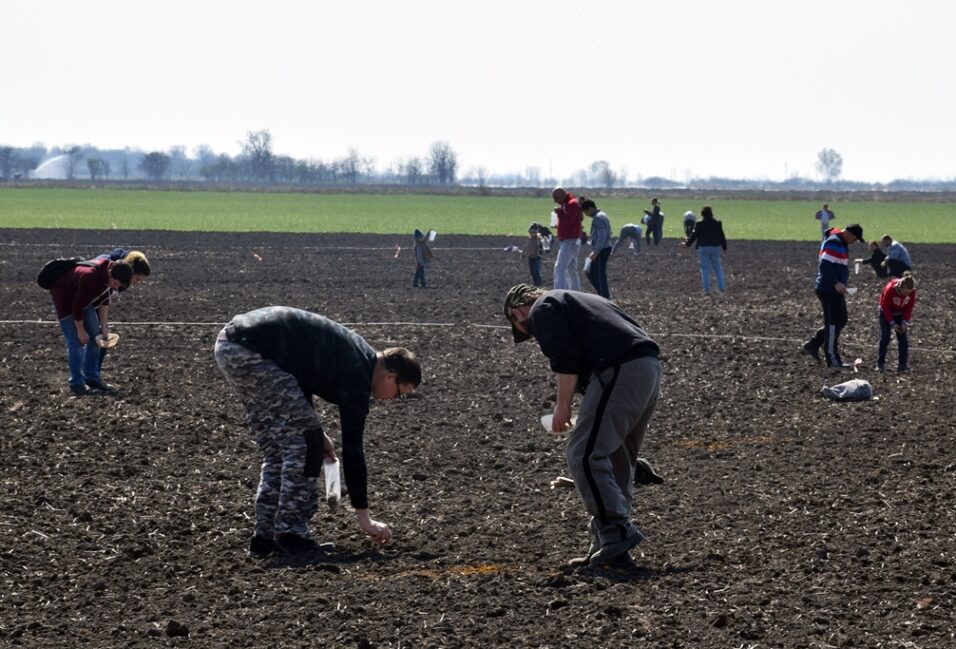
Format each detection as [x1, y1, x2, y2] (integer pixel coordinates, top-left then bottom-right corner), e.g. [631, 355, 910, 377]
[590, 160, 617, 189]
[340, 148, 361, 183]
[86, 158, 104, 181]
[63, 145, 84, 180]
[0, 146, 14, 179]
[169, 145, 191, 180]
[816, 148, 843, 183]
[139, 151, 171, 181]
[427, 141, 458, 184]
[405, 156, 424, 185]
[361, 155, 377, 182]
[241, 130, 275, 182]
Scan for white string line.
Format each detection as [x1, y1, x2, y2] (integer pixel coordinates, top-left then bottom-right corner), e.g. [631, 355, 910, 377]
[1, 319, 952, 354]
[0, 241, 509, 252]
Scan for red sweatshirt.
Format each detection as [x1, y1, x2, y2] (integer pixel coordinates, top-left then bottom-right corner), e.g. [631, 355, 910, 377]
[555, 192, 583, 241]
[49, 259, 112, 320]
[879, 278, 916, 324]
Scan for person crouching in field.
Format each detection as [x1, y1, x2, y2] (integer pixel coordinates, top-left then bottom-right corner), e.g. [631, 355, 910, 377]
[611, 223, 642, 255]
[46, 258, 133, 395]
[858, 241, 889, 279]
[503, 284, 661, 569]
[413, 229, 433, 288]
[215, 306, 421, 556]
[876, 272, 916, 373]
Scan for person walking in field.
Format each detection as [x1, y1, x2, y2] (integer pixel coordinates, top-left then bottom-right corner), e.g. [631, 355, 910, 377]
[412, 229, 433, 288]
[876, 272, 916, 373]
[815, 203, 834, 240]
[801, 224, 865, 368]
[581, 198, 612, 299]
[681, 205, 727, 295]
[551, 187, 583, 291]
[214, 306, 421, 556]
[503, 284, 661, 569]
[611, 223, 642, 255]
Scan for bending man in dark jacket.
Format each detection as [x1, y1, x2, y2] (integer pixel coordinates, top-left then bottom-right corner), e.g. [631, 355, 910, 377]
[215, 306, 421, 556]
[504, 285, 661, 569]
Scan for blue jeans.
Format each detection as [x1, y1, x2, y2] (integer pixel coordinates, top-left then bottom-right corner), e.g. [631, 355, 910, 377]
[58, 307, 102, 386]
[878, 314, 908, 368]
[698, 246, 725, 293]
[553, 239, 581, 291]
[528, 257, 542, 286]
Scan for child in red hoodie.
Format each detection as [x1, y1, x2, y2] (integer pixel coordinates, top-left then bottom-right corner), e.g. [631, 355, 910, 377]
[876, 272, 916, 373]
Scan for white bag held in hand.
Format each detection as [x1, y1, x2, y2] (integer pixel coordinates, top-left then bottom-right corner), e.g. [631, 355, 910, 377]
[583, 257, 592, 272]
[428, 229, 437, 242]
[541, 414, 577, 432]
[324, 459, 341, 512]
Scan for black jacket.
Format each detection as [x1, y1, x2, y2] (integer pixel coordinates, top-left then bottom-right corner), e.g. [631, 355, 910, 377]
[225, 306, 377, 509]
[685, 217, 727, 250]
[527, 291, 658, 378]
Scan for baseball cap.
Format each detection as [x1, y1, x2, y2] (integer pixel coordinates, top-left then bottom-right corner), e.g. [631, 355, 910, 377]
[844, 224, 863, 241]
[503, 284, 537, 343]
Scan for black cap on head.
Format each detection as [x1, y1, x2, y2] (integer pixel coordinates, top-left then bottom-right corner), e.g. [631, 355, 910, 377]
[503, 284, 537, 343]
[845, 224, 863, 241]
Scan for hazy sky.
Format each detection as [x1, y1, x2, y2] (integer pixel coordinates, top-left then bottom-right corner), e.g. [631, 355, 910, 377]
[5, 0, 955, 182]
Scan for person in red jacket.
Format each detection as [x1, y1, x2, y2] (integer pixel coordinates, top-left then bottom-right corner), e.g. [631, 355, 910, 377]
[876, 272, 916, 373]
[48, 259, 133, 395]
[551, 187, 583, 291]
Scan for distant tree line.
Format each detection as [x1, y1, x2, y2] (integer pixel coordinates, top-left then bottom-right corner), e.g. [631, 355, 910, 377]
[4, 139, 956, 192]
[0, 131, 460, 186]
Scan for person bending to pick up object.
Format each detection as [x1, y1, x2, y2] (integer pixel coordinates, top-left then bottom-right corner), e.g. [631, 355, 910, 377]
[215, 306, 421, 557]
[503, 284, 661, 569]
[876, 272, 917, 373]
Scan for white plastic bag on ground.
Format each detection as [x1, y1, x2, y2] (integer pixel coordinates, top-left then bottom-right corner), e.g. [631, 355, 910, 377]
[821, 378, 873, 402]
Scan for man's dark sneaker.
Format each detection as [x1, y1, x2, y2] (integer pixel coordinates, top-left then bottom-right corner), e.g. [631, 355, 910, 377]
[634, 458, 664, 486]
[875, 363, 885, 373]
[274, 532, 319, 555]
[588, 530, 644, 568]
[248, 534, 275, 558]
[85, 378, 117, 394]
[897, 365, 911, 374]
[800, 341, 821, 362]
[69, 384, 89, 396]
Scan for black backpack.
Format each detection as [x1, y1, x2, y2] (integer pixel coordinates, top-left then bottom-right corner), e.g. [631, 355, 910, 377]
[37, 258, 100, 289]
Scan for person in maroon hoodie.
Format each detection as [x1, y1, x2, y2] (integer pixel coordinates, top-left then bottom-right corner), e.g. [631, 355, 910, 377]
[551, 187, 583, 291]
[48, 259, 133, 395]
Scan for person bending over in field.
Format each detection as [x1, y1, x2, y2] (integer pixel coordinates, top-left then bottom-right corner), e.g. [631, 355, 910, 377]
[503, 284, 661, 570]
[876, 272, 917, 373]
[215, 306, 421, 557]
[90, 248, 152, 370]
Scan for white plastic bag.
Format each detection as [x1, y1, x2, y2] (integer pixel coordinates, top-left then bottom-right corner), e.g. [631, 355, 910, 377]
[324, 459, 341, 512]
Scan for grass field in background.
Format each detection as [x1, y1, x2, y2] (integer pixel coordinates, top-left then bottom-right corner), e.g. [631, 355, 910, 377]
[2, 187, 955, 243]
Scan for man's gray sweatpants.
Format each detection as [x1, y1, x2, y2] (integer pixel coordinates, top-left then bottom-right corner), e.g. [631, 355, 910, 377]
[566, 356, 661, 548]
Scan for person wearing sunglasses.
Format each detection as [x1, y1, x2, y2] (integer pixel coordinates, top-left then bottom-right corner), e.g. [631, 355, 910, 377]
[215, 306, 421, 557]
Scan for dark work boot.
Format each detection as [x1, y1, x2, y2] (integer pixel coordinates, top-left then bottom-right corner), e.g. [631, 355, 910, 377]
[248, 534, 275, 558]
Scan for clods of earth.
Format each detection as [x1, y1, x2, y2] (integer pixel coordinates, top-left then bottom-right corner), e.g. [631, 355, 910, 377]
[1, 228, 954, 647]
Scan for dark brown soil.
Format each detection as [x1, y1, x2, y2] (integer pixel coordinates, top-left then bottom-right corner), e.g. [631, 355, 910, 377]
[1, 229, 954, 648]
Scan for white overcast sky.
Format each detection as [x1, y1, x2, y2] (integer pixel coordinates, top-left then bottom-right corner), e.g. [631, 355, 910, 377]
[4, 0, 954, 182]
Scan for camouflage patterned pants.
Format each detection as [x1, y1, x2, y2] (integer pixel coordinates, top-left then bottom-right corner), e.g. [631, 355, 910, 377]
[214, 334, 321, 539]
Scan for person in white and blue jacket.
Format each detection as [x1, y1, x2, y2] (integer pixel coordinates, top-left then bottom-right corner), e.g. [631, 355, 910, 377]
[801, 224, 865, 368]
[581, 198, 612, 299]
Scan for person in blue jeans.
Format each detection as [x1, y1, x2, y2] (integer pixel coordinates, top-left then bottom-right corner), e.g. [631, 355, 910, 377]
[47, 259, 134, 395]
[681, 205, 727, 295]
